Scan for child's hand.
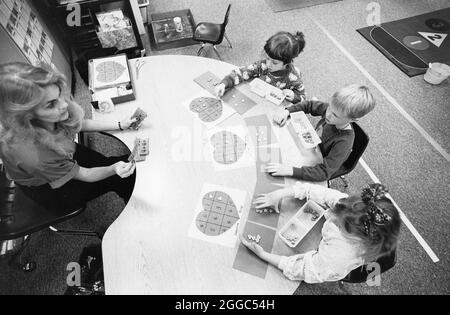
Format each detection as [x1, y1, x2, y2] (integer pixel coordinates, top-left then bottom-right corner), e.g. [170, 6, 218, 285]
[282, 89, 295, 101]
[240, 235, 265, 257]
[253, 190, 284, 213]
[265, 163, 293, 177]
[119, 116, 138, 130]
[215, 83, 226, 98]
[112, 161, 136, 178]
[273, 109, 290, 127]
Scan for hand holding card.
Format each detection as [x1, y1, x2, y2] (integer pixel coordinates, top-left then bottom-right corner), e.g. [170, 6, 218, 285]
[128, 137, 149, 163]
[130, 108, 148, 130]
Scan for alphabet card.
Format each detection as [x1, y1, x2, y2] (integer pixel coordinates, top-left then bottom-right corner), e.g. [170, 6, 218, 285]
[188, 183, 246, 248]
[182, 90, 236, 129]
[206, 125, 256, 171]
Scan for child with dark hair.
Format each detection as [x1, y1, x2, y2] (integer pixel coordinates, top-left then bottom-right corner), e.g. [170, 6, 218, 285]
[215, 31, 306, 103]
[241, 183, 401, 283]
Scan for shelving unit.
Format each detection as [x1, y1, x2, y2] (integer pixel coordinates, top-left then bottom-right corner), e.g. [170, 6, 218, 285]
[45, 0, 144, 84]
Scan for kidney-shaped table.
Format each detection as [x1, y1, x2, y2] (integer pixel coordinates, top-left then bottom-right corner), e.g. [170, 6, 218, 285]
[93, 55, 324, 294]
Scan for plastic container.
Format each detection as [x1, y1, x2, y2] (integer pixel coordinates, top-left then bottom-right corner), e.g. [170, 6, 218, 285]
[278, 200, 325, 248]
[249, 78, 286, 105]
[289, 111, 322, 149]
[424, 63, 450, 85]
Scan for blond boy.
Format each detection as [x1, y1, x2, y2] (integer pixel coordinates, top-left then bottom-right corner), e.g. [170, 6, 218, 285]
[268, 84, 376, 181]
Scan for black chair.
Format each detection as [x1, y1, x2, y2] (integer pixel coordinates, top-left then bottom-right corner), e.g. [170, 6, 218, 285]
[337, 250, 396, 294]
[343, 250, 397, 283]
[0, 164, 101, 272]
[193, 4, 232, 60]
[329, 122, 369, 189]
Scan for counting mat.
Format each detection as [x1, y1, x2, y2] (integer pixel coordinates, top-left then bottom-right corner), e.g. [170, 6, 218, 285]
[232, 221, 277, 279]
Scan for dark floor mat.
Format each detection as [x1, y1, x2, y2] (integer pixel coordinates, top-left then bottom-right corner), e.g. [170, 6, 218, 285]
[357, 8, 450, 77]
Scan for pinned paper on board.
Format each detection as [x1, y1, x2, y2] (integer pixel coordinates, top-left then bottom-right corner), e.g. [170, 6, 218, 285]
[0, 0, 54, 65]
[188, 183, 246, 248]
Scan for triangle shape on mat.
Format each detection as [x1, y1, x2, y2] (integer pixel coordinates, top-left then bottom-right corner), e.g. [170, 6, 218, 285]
[418, 32, 448, 47]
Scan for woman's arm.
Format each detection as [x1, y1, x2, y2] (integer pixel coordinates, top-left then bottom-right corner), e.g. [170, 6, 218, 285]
[73, 161, 135, 183]
[81, 117, 137, 132]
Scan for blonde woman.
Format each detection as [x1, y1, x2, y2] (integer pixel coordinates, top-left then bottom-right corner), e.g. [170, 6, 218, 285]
[0, 62, 138, 211]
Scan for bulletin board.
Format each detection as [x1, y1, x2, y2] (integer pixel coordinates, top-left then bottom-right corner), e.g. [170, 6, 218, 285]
[0, 0, 54, 65]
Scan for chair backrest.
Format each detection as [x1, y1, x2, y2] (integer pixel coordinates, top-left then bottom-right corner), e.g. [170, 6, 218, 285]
[0, 165, 84, 241]
[219, 4, 232, 38]
[330, 122, 369, 179]
[343, 250, 397, 283]
[223, 4, 232, 26]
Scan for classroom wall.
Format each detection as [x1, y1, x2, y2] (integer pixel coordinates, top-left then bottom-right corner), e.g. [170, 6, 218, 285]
[0, 1, 72, 87]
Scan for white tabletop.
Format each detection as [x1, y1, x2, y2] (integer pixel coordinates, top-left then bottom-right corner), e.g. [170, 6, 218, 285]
[93, 55, 324, 295]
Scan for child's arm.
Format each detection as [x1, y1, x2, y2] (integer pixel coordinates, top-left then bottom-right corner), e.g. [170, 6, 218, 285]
[240, 236, 282, 267]
[278, 238, 363, 283]
[292, 137, 354, 182]
[290, 81, 306, 103]
[286, 66, 306, 103]
[220, 60, 266, 89]
[242, 223, 363, 283]
[286, 100, 328, 116]
[293, 182, 348, 209]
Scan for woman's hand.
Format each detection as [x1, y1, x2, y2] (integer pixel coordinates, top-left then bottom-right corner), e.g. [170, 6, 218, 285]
[240, 235, 265, 257]
[282, 89, 295, 101]
[119, 116, 139, 131]
[265, 163, 293, 177]
[273, 109, 290, 127]
[112, 161, 136, 178]
[214, 83, 226, 98]
[253, 189, 286, 213]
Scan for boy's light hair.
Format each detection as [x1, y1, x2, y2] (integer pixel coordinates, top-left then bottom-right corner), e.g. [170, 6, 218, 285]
[331, 84, 376, 119]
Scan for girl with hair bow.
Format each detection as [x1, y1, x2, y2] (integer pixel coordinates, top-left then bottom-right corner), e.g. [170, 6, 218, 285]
[241, 183, 401, 283]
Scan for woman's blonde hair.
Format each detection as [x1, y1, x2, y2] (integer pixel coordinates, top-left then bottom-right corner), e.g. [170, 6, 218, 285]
[331, 187, 401, 263]
[0, 62, 84, 155]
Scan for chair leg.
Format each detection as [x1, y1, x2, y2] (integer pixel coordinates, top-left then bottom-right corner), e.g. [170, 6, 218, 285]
[340, 176, 349, 189]
[224, 33, 232, 49]
[212, 45, 222, 60]
[197, 43, 206, 56]
[7, 235, 37, 272]
[49, 226, 102, 240]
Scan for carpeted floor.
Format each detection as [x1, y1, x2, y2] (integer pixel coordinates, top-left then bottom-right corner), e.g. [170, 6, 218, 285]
[1, 0, 449, 295]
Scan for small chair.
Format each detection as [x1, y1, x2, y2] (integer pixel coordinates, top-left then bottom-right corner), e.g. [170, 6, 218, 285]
[193, 4, 232, 60]
[343, 250, 397, 283]
[337, 250, 396, 294]
[329, 122, 369, 189]
[0, 164, 101, 272]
